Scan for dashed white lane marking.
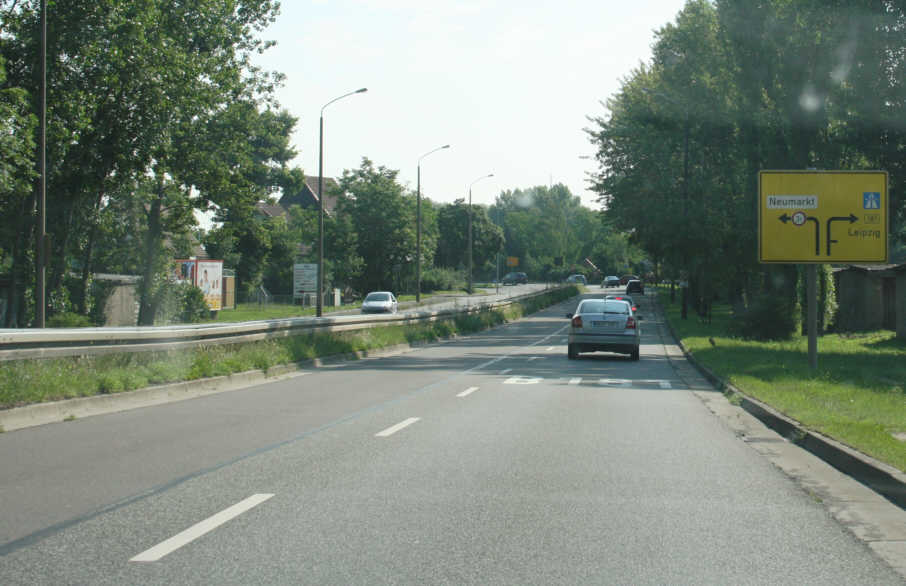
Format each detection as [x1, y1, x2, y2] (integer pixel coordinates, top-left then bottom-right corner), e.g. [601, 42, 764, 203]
[500, 368, 513, 375]
[457, 387, 479, 398]
[375, 417, 421, 437]
[546, 346, 555, 351]
[130, 493, 274, 562]
[528, 356, 542, 361]
[658, 380, 673, 389]
[568, 378, 582, 385]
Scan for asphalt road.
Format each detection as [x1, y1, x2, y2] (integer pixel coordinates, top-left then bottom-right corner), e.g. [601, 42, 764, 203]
[0, 290, 902, 584]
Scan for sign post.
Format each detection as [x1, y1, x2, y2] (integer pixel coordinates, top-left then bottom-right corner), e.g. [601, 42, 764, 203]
[758, 171, 888, 372]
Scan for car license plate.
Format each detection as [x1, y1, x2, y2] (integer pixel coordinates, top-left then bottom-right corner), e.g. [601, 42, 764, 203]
[593, 320, 622, 329]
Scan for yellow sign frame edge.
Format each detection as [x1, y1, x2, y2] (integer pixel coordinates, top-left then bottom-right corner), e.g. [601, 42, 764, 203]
[757, 169, 889, 265]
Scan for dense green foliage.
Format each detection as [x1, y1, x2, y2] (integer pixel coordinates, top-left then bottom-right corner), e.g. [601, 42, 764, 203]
[0, 0, 290, 326]
[1, 0, 630, 327]
[587, 0, 906, 338]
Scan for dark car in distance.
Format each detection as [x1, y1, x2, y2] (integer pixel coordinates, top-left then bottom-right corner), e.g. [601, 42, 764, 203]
[502, 271, 528, 285]
[626, 279, 644, 294]
[619, 274, 640, 286]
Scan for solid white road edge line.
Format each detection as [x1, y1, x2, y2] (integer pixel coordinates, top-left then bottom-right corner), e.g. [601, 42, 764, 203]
[457, 387, 479, 398]
[375, 417, 421, 437]
[546, 346, 555, 351]
[130, 493, 274, 563]
[499, 368, 513, 374]
[569, 378, 581, 385]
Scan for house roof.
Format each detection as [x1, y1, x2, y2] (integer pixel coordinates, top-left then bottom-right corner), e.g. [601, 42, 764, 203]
[303, 175, 340, 213]
[255, 202, 286, 218]
[257, 176, 341, 219]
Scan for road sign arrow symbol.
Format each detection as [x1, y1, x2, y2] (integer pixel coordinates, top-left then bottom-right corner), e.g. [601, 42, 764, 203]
[778, 213, 791, 223]
[826, 214, 860, 256]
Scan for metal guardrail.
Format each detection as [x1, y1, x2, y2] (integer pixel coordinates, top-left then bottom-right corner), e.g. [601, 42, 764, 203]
[0, 287, 567, 362]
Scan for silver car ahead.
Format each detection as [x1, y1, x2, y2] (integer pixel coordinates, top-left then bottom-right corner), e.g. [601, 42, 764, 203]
[361, 291, 398, 314]
[566, 299, 640, 360]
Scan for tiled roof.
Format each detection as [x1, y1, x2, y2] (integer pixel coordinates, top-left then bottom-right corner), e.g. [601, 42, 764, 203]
[255, 202, 287, 218]
[303, 175, 340, 213]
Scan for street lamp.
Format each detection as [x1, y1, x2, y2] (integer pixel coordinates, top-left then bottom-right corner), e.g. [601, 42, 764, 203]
[643, 87, 690, 319]
[467, 173, 494, 294]
[416, 144, 450, 303]
[317, 87, 367, 318]
[495, 203, 503, 295]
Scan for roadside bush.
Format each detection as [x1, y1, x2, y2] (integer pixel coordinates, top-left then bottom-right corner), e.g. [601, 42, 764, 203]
[47, 312, 94, 328]
[180, 284, 210, 323]
[420, 267, 465, 292]
[731, 294, 799, 340]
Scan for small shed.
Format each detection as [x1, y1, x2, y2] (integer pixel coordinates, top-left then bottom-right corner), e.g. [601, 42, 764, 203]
[834, 263, 906, 337]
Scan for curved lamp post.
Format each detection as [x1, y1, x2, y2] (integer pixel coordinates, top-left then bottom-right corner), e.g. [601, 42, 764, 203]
[317, 87, 367, 317]
[467, 173, 494, 294]
[416, 144, 450, 302]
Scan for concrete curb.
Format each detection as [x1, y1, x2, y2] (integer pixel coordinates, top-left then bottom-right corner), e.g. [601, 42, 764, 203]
[653, 291, 906, 510]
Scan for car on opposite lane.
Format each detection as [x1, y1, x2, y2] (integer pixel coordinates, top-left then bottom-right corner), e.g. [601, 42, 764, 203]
[565, 274, 587, 285]
[502, 272, 528, 285]
[602, 275, 620, 288]
[361, 291, 398, 314]
[566, 298, 640, 361]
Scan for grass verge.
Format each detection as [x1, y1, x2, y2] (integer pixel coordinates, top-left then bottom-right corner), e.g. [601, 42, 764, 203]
[657, 287, 906, 472]
[0, 286, 577, 410]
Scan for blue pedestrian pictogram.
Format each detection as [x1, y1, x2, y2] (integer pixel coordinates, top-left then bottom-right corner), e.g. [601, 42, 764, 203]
[863, 192, 881, 209]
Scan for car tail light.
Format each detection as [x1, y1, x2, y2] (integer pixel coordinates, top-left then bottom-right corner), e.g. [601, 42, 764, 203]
[632, 306, 638, 312]
[571, 315, 583, 328]
[626, 316, 637, 329]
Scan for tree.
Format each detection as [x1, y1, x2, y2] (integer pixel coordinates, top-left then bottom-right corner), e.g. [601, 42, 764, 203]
[0, 0, 284, 325]
[335, 158, 416, 294]
[435, 199, 503, 279]
[0, 54, 36, 326]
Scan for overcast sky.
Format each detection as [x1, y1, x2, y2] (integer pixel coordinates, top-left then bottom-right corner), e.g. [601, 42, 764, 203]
[252, 0, 686, 210]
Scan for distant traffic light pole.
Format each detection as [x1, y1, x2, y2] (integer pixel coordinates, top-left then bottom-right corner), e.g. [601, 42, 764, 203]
[416, 144, 450, 303]
[317, 88, 367, 318]
[467, 173, 494, 295]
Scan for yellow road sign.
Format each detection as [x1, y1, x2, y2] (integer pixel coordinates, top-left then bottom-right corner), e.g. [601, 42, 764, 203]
[758, 171, 888, 263]
[506, 256, 519, 267]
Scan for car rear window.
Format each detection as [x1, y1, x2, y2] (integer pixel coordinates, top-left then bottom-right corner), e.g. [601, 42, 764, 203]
[579, 301, 628, 314]
[365, 293, 390, 301]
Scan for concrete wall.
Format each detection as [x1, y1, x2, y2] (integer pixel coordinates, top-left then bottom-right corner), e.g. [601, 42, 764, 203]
[102, 282, 139, 326]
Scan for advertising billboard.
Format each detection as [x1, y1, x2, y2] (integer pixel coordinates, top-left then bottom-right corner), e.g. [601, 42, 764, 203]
[172, 259, 224, 311]
[197, 261, 223, 311]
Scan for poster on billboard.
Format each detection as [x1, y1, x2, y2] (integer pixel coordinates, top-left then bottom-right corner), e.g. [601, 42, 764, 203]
[196, 261, 223, 311]
[172, 259, 196, 284]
